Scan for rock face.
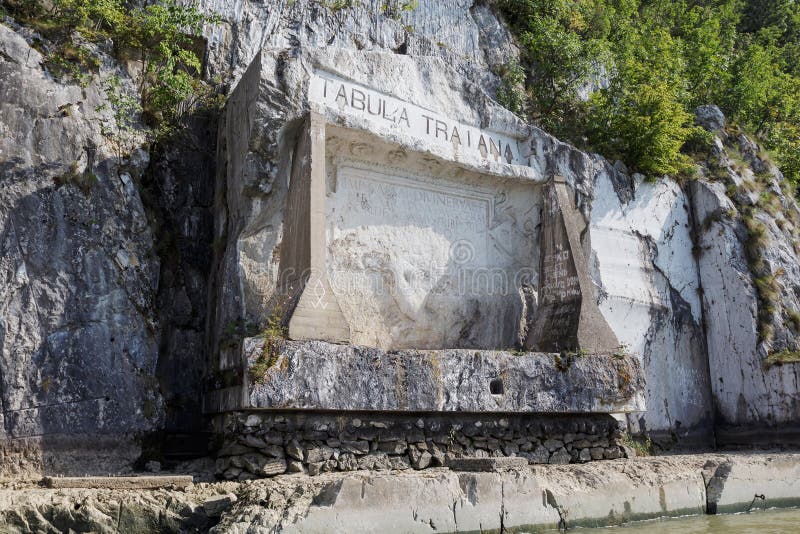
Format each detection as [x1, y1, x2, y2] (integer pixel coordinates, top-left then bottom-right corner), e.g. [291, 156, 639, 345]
[238, 339, 643, 413]
[690, 131, 800, 441]
[0, 0, 538, 474]
[198, 0, 514, 88]
[589, 166, 714, 440]
[146, 115, 218, 438]
[0, 23, 162, 472]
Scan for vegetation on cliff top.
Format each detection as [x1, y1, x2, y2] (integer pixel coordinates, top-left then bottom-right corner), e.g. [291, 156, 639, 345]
[1, 0, 221, 144]
[496, 0, 800, 188]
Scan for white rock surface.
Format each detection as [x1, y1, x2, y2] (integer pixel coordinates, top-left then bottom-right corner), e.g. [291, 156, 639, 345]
[691, 178, 800, 431]
[199, 0, 510, 87]
[590, 167, 713, 438]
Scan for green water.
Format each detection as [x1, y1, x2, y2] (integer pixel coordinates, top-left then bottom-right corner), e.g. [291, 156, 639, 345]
[598, 508, 800, 533]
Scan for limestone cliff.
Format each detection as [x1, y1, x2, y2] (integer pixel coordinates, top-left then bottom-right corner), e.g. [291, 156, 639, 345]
[1, 0, 799, 476]
[0, 22, 161, 473]
[203, 1, 800, 445]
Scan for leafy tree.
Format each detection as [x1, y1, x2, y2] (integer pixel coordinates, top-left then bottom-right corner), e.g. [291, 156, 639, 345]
[587, 19, 697, 176]
[120, 0, 215, 131]
[672, 1, 740, 107]
[496, 0, 800, 185]
[738, 0, 795, 36]
[725, 39, 792, 134]
[770, 122, 800, 191]
[496, 60, 527, 115]
[496, 0, 613, 139]
[589, 79, 696, 176]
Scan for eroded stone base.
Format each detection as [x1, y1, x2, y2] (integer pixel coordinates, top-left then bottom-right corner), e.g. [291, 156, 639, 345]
[214, 411, 625, 480]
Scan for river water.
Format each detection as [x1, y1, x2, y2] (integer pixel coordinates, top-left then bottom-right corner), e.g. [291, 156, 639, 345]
[599, 508, 800, 533]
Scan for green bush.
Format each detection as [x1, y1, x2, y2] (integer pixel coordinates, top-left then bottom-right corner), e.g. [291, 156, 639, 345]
[496, 60, 527, 116]
[588, 79, 697, 177]
[4, 0, 220, 143]
[496, 0, 611, 139]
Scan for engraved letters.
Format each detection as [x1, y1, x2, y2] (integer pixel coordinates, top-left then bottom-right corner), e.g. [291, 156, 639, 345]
[314, 72, 521, 165]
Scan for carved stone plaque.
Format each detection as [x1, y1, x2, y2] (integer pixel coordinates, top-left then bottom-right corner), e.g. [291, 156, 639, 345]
[324, 138, 539, 350]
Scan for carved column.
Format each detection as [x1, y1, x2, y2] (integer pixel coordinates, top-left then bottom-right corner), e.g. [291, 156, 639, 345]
[285, 112, 350, 343]
[526, 175, 619, 353]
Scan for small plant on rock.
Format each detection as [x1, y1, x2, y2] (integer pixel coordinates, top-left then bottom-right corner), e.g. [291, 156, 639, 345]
[621, 433, 653, 457]
[381, 0, 417, 20]
[321, 0, 358, 12]
[765, 350, 800, 367]
[612, 343, 630, 360]
[250, 305, 288, 384]
[53, 160, 99, 194]
[4, 0, 222, 147]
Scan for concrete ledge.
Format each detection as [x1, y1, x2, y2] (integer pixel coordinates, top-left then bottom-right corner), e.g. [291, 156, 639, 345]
[212, 453, 800, 532]
[41, 475, 194, 490]
[704, 454, 800, 514]
[244, 339, 645, 413]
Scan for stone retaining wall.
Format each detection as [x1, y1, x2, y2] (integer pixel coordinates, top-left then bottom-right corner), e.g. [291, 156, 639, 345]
[214, 411, 627, 480]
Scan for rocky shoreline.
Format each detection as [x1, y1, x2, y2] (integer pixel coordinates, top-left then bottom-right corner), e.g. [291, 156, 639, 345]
[1, 452, 798, 533]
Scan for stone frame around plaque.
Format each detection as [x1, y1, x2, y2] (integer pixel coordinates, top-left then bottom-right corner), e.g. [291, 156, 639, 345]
[278, 66, 620, 353]
[280, 112, 545, 350]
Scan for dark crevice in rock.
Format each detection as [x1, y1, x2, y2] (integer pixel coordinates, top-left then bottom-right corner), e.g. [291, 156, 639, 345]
[605, 159, 636, 206]
[684, 182, 718, 448]
[139, 109, 220, 460]
[392, 39, 408, 55]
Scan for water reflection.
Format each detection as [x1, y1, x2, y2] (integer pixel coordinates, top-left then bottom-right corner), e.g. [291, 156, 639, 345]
[598, 508, 800, 533]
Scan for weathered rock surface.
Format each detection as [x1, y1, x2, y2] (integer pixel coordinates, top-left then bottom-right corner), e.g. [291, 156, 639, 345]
[690, 128, 800, 438]
[240, 339, 643, 413]
[199, 0, 513, 89]
[0, 478, 230, 533]
[0, 22, 161, 472]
